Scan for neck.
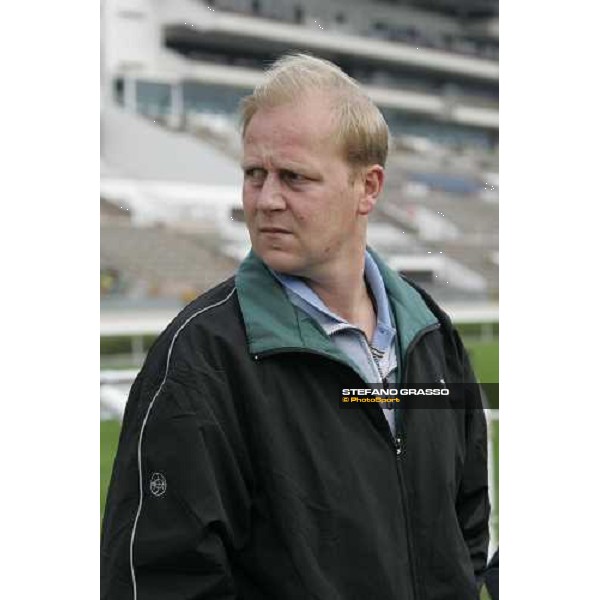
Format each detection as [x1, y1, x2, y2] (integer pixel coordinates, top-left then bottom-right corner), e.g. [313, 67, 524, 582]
[306, 250, 377, 341]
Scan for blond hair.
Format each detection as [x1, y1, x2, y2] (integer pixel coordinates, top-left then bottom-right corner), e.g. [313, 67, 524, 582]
[240, 53, 389, 169]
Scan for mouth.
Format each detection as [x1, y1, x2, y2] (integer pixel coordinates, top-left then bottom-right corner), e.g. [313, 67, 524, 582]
[259, 227, 292, 234]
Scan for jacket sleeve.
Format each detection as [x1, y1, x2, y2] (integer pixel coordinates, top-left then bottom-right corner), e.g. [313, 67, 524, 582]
[101, 362, 252, 600]
[453, 330, 491, 588]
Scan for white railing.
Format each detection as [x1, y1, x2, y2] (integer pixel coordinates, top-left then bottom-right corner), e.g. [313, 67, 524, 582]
[486, 409, 500, 553]
[100, 369, 138, 420]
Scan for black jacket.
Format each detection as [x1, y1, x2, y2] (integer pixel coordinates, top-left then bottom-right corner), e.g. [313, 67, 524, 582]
[101, 250, 490, 600]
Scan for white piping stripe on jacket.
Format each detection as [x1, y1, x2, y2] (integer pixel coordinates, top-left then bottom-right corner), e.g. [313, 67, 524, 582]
[129, 287, 236, 600]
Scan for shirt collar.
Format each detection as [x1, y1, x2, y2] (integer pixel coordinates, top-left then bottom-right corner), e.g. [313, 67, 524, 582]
[270, 250, 396, 351]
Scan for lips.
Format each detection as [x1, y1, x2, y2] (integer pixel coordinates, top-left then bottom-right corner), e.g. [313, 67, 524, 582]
[259, 227, 292, 234]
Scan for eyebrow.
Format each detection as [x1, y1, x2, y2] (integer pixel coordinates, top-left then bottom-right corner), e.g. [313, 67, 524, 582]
[241, 161, 319, 177]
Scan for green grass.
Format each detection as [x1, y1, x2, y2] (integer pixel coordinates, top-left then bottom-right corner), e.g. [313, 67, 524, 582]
[464, 340, 499, 383]
[100, 420, 122, 517]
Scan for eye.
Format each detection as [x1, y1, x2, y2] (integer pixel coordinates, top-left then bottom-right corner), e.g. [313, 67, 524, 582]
[282, 170, 307, 184]
[243, 167, 266, 183]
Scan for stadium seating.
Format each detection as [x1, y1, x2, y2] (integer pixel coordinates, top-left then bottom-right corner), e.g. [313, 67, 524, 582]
[206, 0, 498, 61]
[100, 222, 238, 299]
[102, 0, 498, 303]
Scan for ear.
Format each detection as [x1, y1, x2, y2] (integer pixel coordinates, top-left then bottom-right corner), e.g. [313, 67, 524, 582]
[357, 165, 385, 216]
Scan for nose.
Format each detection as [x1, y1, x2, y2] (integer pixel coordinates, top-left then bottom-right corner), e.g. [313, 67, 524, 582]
[256, 172, 286, 212]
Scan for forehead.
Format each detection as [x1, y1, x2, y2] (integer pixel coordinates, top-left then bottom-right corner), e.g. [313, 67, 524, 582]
[243, 95, 343, 163]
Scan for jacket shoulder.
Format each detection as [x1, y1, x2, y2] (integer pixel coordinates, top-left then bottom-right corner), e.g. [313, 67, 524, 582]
[398, 276, 477, 382]
[139, 277, 240, 383]
[398, 276, 454, 332]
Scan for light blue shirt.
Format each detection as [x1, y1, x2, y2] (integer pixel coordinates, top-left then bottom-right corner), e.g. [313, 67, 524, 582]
[271, 251, 399, 434]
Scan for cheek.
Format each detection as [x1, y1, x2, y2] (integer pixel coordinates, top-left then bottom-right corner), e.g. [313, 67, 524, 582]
[242, 191, 256, 216]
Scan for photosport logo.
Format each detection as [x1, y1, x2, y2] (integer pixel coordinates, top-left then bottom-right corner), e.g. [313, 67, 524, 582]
[149, 472, 167, 497]
[338, 383, 499, 410]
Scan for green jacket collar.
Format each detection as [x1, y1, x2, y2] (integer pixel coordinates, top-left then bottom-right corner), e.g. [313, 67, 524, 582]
[235, 248, 438, 367]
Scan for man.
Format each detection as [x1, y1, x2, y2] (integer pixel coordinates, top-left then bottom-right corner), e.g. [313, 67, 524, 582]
[101, 53, 490, 599]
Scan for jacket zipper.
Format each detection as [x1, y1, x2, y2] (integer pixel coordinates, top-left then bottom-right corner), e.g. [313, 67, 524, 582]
[392, 322, 442, 456]
[393, 322, 441, 600]
[368, 343, 398, 452]
[255, 326, 439, 600]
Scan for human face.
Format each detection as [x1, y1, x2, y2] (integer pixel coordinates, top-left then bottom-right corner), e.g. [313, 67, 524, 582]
[242, 95, 373, 280]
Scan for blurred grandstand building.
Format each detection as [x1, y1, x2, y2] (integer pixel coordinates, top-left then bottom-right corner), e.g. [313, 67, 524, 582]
[101, 0, 498, 329]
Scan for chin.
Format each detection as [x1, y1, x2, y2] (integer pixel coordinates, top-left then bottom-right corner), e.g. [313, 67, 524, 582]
[256, 247, 305, 276]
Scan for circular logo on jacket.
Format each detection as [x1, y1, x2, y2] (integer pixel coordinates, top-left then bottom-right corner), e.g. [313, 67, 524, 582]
[149, 472, 167, 497]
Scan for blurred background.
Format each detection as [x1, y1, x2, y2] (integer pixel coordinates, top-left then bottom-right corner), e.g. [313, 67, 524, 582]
[99, 0, 499, 577]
